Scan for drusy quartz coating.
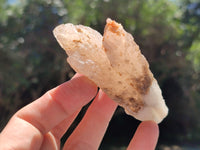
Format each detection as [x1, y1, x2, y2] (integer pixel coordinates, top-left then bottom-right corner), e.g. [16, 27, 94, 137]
[53, 18, 168, 123]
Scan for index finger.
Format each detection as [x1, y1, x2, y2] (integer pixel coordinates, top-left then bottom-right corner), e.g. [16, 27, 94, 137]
[0, 74, 97, 149]
[16, 74, 97, 134]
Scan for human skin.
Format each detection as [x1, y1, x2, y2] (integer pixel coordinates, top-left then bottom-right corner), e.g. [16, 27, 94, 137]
[0, 74, 159, 150]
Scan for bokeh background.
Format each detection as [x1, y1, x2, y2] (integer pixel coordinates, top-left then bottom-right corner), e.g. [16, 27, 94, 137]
[0, 0, 200, 149]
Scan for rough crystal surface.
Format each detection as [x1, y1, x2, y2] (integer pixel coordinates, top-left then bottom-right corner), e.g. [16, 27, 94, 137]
[53, 18, 168, 123]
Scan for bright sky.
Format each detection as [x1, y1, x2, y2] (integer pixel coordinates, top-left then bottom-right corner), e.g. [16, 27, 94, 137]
[7, 0, 17, 5]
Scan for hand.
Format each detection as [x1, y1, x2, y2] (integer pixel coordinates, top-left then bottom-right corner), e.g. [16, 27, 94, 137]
[0, 74, 159, 150]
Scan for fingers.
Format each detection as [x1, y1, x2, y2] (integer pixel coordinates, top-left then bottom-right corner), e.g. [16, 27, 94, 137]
[51, 110, 80, 140]
[40, 110, 80, 150]
[63, 90, 117, 150]
[127, 121, 159, 150]
[0, 74, 97, 149]
[16, 75, 97, 134]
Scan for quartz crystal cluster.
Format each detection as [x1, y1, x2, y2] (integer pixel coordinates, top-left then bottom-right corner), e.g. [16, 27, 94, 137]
[53, 18, 168, 123]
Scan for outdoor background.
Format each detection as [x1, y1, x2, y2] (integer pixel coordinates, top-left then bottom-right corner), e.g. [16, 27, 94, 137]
[0, 0, 200, 149]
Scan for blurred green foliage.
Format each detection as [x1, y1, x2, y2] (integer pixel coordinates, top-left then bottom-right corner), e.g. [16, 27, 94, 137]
[0, 0, 200, 149]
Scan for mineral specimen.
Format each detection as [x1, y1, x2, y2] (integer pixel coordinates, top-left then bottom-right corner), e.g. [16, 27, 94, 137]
[53, 18, 168, 123]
